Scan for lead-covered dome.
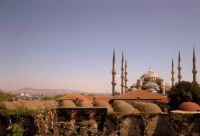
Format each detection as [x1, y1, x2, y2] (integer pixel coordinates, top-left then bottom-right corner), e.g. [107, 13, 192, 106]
[141, 70, 161, 79]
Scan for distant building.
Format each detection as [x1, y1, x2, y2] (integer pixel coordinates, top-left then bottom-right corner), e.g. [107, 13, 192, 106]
[16, 92, 41, 100]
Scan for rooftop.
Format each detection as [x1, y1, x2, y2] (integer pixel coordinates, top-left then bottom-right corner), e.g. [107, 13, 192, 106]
[113, 89, 166, 100]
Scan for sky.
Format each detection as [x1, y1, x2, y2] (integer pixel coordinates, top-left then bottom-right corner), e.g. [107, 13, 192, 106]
[0, 0, 200, 93]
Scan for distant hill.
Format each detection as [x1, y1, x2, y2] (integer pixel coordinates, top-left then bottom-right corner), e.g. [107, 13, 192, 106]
[4, 88, 111, 96]
[5, 88, 81, 96]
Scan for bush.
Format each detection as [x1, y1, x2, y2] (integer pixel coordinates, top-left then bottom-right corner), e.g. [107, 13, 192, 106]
[7, 123, 24, 136]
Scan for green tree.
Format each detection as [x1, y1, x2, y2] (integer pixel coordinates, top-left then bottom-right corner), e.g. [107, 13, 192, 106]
[168, 81, 200, 110]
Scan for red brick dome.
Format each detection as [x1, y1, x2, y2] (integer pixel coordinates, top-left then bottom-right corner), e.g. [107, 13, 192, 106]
[178, 102, 200, 111]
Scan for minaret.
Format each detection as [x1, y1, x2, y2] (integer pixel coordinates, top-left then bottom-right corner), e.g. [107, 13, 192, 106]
[192, 47, 197, 83]
[111, 49, 117, 96]
[125, 60, 128, 91]
[121, 52, 125, 94]
[171, 59, 175, 87]
[161, 79, 166, 95]
[178, 51, 182, 83]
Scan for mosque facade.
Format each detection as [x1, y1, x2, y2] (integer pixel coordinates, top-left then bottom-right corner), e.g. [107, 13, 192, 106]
[111, 48, 198, 96]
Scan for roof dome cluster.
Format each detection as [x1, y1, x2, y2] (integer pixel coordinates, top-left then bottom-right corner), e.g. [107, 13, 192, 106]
[132, 70, 170, 94]
[0, 100, 58, 112]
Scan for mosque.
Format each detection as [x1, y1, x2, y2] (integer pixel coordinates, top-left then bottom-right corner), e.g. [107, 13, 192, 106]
[111, 48, 198, 96]
[130, 70, 170, 94]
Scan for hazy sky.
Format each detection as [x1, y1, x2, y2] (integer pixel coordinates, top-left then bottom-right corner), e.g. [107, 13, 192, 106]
[0, 0, 200, 93]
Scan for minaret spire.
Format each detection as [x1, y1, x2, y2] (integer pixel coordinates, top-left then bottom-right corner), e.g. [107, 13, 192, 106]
[178, 51, 182, 83]
[192, 47, 197, 83]
[112, 49, 117, 96]
[171, 58, 175, 87]
[125, 59, 128, 91]
[121, 52, 125, 94]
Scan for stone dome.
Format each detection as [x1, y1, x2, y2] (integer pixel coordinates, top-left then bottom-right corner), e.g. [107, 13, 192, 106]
[141, 70, 162, 79]
[78, 100, 93, 108]
[94, 100, 113, 113]
[113, 100, 140, 115]
[60, 100, 76, 108]
[178, 102, 200, 111]
[131, 101, 162, 113]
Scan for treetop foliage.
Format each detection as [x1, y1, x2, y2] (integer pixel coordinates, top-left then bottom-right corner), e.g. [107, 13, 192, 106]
[168, 81, 200, 110]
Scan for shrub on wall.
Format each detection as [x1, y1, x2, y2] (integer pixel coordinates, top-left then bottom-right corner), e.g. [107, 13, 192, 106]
[7, 123, 24, 136]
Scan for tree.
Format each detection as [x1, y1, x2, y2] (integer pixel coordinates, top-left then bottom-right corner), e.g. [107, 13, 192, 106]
[168, 81, 200, 110]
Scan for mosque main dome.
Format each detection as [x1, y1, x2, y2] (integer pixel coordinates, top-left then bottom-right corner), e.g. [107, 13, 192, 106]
[130, 70, 170, 94]
[141, 71, 161, 79]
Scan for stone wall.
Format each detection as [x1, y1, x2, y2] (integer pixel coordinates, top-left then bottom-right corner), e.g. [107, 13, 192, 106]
[104, 113, 200, 136]
[0, 110, 200, 136]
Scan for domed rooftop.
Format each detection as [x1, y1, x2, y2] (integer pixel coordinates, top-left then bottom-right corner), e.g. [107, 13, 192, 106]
[113, 100, 140, 116]
[58, 93, 89, 101]
[94, 100, 113, 113]
[60, 100, 76, 108]
[178, 102, 200, 111]
[131, 101, 162, 113]
[78, 100, 93, 108]
[141, 70, 162, 79]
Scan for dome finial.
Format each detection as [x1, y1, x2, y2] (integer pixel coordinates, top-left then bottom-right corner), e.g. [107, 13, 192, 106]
[149, 66, 151, 72]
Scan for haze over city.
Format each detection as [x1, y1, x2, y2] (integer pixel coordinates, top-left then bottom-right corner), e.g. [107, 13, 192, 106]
[1, 0, 200, 93]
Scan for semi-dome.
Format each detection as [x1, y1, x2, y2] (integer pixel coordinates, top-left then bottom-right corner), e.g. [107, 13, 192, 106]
[178, 102, 200, 111]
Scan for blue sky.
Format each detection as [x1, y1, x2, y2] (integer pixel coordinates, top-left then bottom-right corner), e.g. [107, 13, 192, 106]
[0, 0, 200, 93]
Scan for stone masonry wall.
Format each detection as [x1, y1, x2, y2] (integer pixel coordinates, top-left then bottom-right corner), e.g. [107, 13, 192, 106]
[1, 111, 200, 136]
